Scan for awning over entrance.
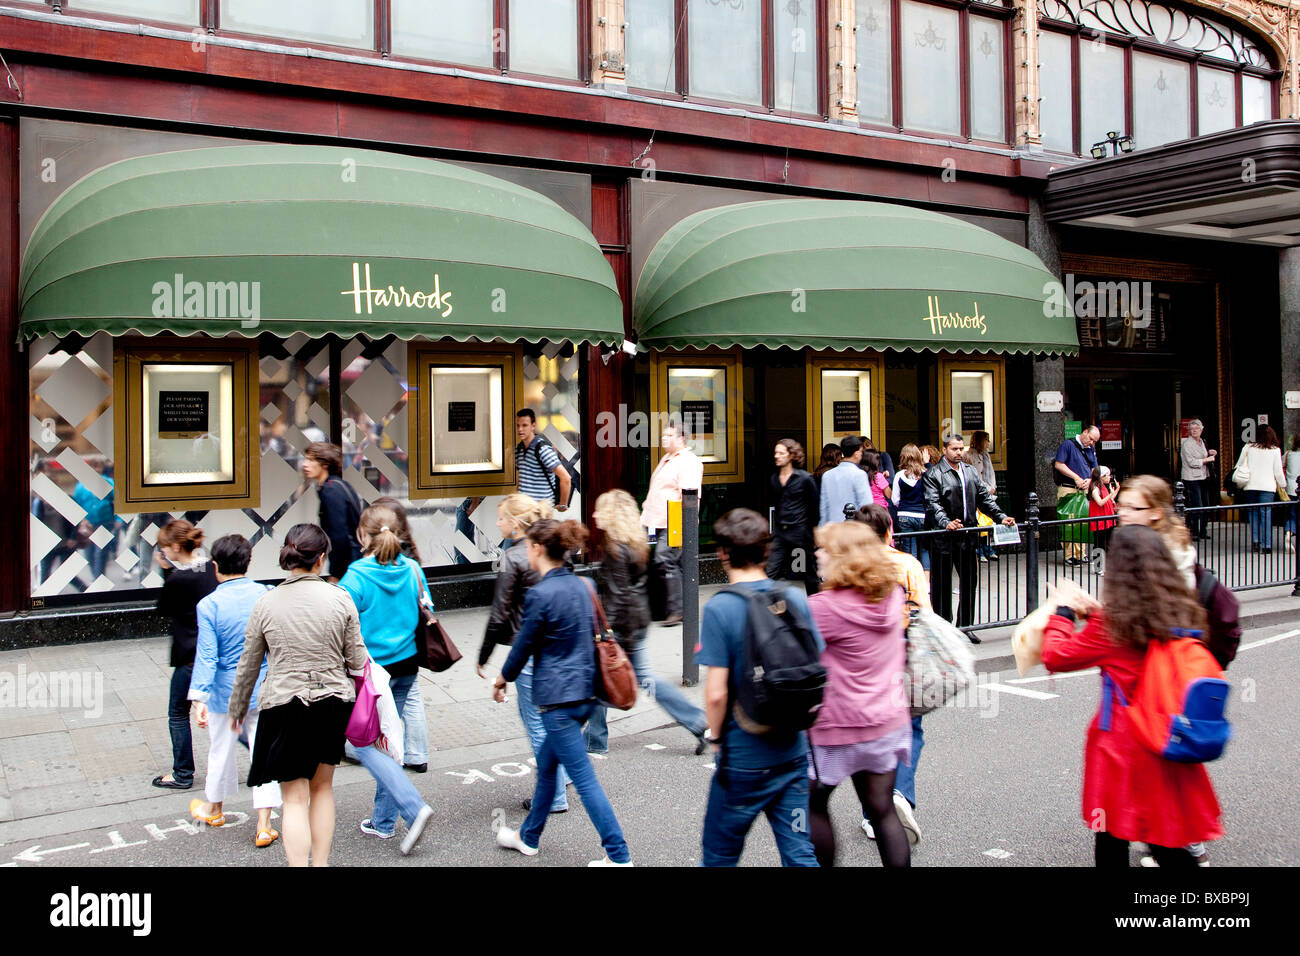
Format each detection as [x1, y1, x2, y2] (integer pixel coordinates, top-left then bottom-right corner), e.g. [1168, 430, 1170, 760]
[1043, 121, 1300, 247]
[19, 145, 622, 343]
[632, 199, 1076, 355]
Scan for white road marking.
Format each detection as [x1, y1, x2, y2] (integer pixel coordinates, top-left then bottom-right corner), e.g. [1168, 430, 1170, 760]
[1009, 627, 1299, 685]
[984, 848, 1014, 859]
[1008, 669, 1099, 686]
[89, 830, 145, 854]
[1239, 628, 1300, 651]
[644, 743, 666, 750]
[982, 683, 1059, 701]
[12, 843, 90, 863]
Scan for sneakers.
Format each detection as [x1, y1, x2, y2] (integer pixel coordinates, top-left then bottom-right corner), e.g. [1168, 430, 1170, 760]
[359, 819, 395, 839]
[893, 792, 922, 847]
[860, 817, 876, 840]
[403, 763, 428, 773]
[588, 856, 634, 866]
[1139, 849, 1210, 867]
[1139, 854, 1158, 867]
[495, 826, 539, 857]
[400, 805, 434, 856]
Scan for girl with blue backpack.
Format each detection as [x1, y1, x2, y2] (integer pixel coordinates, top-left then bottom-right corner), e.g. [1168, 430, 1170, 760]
[1041, 524, 1225, 868]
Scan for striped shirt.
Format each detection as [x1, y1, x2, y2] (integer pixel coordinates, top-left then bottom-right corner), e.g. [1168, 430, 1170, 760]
[516, 436, 562, 503]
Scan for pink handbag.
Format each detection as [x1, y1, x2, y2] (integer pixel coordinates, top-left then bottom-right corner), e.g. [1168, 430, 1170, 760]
[345, 661, 381, 748]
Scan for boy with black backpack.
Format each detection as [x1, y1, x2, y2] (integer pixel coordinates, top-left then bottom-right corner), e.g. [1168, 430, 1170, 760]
[698, 509, 826, 867]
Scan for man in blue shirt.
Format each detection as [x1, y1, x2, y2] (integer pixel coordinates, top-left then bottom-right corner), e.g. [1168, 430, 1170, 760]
[819, 436, 871, 526]
[1053, 425, 1099, 564]
[697, 509, 824, 867]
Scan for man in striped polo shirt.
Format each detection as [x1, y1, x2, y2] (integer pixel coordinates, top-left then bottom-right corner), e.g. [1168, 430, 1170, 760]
[515, 408, 571, 512]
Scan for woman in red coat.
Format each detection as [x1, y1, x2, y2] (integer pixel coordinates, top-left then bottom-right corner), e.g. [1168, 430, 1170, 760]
[1042, 524, 1223, 867]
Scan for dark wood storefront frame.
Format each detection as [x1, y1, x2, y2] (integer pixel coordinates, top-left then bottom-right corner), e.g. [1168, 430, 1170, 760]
[1058, 253, 1228, 494]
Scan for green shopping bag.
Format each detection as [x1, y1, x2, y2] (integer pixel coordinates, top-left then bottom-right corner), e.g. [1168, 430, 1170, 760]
[1057, 492, 1093, 544]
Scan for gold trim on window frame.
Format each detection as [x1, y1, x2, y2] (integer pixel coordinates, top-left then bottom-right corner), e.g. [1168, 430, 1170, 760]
[407, 342, 523, 499]
[805, 353, 887, 461]
[937, 356, 1007, 469]
[113, 337, 260, 512]
[649, 348, 745, 486]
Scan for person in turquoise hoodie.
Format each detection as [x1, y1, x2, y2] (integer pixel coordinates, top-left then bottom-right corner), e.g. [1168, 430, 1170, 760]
[338, 504, 435, 855]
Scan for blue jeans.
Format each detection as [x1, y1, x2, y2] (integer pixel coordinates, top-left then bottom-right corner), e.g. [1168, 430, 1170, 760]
[701, 753, 819, 867]
[585, 635, 707, 752]
[515, 662, 570, 810]
[894, 715, 924, 808]
[168, 664, 194, 785]
[345, 740, 427, 835]
[1242, 490, 1275, 545]
[521, 700, 630, 863]
[390, 673, 428, 765]
[897, 515, 930, 571]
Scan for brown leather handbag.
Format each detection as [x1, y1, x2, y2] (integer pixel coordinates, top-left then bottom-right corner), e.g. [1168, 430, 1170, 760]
[413, 568, 462, 672]
[585, 580, 637, 711]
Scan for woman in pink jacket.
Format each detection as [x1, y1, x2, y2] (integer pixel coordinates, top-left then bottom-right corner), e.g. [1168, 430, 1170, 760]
[806, 521, 910, 867]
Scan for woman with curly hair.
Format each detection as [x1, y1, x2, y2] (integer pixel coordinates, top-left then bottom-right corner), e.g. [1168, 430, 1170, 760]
[768, 438, 820, 594]
[805, 521, 911, 868]
[1116, 475, 1195, 588]
[1042, 524, 1222, 868]
[584, 490, 708, 755]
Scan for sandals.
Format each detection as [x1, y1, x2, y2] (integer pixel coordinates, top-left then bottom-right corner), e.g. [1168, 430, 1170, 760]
[255, 828, 280, 849]
[189, 798, 225, 827]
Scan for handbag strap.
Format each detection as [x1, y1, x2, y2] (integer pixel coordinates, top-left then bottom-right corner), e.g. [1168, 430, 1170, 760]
[582, 578, 612, 642]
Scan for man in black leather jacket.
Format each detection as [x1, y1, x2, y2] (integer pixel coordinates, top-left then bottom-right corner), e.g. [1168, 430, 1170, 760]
[922, 435, 1016, 628]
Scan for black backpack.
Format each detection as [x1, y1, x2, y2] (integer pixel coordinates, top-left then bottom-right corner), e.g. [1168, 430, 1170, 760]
[526, 436, 581, 501]
[725, 585, 827, 735]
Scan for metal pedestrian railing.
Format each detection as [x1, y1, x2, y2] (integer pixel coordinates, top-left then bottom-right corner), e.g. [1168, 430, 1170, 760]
[886, 478, 1300, 633]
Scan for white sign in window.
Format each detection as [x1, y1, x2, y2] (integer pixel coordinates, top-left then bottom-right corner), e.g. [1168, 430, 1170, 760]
[141, 363, 234, 485]
[821, 369, 872, 442]
[669, 366, 728, 462]
[428, 366, 504, 473]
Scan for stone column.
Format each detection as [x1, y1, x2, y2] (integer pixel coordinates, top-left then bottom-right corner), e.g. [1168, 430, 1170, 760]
[1281, 249, 1300, 454]
[828, 0, 859, 125]
[1013, 0, 1040, 147]
[1028, 195, 1065, 508]
[590, 0, 627, 89]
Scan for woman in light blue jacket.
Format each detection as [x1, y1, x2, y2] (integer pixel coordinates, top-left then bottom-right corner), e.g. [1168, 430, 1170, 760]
[338, 504, 434, 856]
[187, 534, 280, 847]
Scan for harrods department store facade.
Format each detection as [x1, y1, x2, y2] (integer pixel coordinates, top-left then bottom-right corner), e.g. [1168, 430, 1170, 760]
[2, 0, 1298, 632]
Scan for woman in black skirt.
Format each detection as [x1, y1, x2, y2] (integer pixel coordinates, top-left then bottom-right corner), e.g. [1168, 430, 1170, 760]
[228, 524, 368, 867]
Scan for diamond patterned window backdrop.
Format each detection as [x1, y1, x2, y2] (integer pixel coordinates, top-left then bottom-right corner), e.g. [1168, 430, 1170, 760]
[28, 334, 583, 600]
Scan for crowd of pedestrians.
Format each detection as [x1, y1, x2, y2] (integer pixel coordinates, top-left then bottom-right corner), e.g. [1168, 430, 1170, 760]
[138, 422, 1241, 869]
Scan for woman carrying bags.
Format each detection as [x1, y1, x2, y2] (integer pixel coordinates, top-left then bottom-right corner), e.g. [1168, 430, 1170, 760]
[338, 504, 435, 854]
[492, 519, 633, 866]
[1041, 525, 1223, 867]
[805, 521, 911, 868]
[229, 524, 368, 867]
[1230, 425, 1287, 552]
[584, 490, 708, 755]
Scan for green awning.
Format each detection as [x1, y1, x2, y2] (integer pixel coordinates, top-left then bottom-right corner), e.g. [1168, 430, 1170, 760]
[633, 199, 1077, 355]
[20, 145, 622, 344]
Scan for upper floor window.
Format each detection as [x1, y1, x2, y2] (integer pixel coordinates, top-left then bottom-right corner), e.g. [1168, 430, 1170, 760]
[64, 0, 200, 23]
[626, 1, 825, 117]
[390, 0, 582, 79]
[857, 0, 1011, 143]
[1038, 0, 1278, 155]
[220, 0, 375, 50]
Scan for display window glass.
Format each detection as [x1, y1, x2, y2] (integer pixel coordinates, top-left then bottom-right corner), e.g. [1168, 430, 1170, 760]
[408, 344, 521, 498]
[650, 350, 744, 484]
[938, 357, 1006, 467]
[806, 355, 885, 463]
[114, 339, 259, 511]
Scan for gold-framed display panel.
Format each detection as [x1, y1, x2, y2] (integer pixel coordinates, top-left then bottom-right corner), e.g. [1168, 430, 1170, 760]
[408, 342, 522, 499]
[805, 353, 887, 460]
[649, 348, 744, 485]
[938, 356, 1007, 469]
[114, 337, 260, 512]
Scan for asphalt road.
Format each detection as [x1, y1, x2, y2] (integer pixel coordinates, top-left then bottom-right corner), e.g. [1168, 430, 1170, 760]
[2, 621, 1296, 868]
